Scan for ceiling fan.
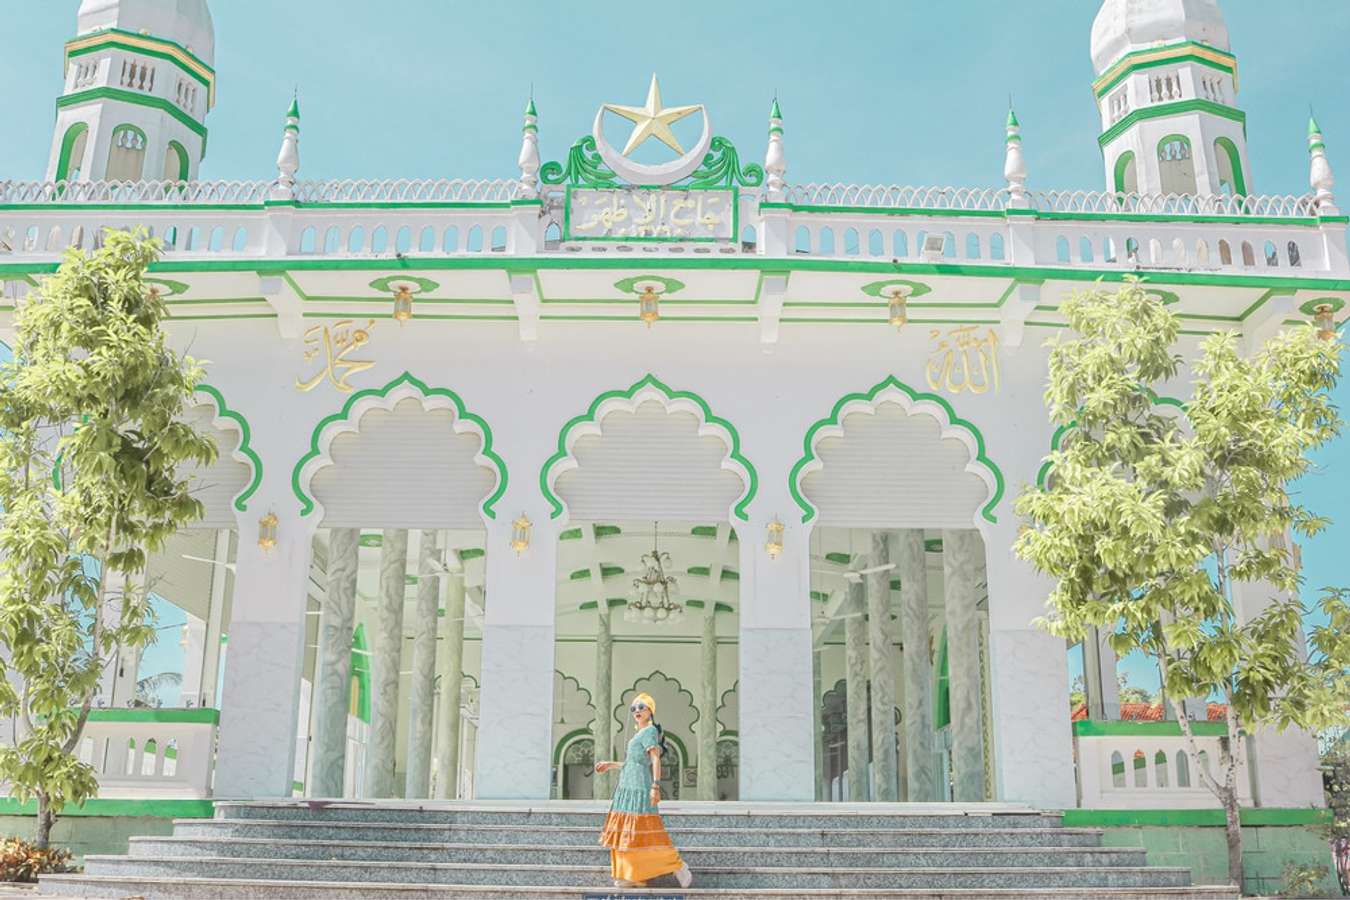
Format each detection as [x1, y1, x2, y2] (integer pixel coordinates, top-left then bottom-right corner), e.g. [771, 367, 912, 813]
[181, 554, 235, 574]
[809, 554, 895, 583]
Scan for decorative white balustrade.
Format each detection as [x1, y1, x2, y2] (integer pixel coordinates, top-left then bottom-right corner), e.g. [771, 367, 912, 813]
[1074, 721, 1254, 810]
[0, 178, 1342, 278]
[75, 709, 218, 800]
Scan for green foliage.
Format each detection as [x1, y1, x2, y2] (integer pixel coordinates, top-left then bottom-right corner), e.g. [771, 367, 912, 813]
[1280, 861, 1329, 898]
[1015, 278, 1350, 884]
[0, 230, 217, 846]
[0, 837, 71, 882]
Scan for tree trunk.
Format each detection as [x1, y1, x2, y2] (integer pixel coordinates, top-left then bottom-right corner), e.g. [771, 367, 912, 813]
[1221, 779, 1243, 889]
[34, 793, 55, 850]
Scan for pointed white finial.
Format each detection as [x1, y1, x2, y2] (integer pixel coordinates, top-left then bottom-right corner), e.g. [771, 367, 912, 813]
[1004, 108, 1028, 208]
[518, 96, 540, 200]
[1308, 114, 1339, 216]
[765, 98, 786, 200]
[271, 95, 301, 202]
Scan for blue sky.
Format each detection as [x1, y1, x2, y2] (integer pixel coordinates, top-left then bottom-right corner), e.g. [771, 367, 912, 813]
[3, 2, 1347, 695]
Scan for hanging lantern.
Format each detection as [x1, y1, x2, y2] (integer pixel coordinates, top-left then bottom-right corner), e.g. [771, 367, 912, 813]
[392, 284, 415, 323]
[510, 515, 532, 555]
[257, 512, 279, 552]
[886, 285, 910, 329]
[1313, 303, 1336, 341]
[638, 285, 661, 327]
[765, 519, 785, 559]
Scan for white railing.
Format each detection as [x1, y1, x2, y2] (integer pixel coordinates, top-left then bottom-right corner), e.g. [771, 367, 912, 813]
[1075, 722, 1253, 810]
[76, 709, 218, 799]
[292, 178, 520, 204]
[0, 180, 272, 204]
[783, 183, 1011, 210]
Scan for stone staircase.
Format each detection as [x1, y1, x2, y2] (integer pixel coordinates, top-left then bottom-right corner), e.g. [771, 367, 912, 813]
[40, 801, 1240, 899]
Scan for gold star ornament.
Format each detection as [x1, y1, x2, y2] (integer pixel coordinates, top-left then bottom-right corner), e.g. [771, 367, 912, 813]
[604, 74, 702, 158]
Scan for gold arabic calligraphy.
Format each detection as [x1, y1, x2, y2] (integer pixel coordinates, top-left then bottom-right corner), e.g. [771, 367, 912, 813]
[573, 190, 728, 238]
[296, 319, 376, 393]
[925, 326, 1000, 395]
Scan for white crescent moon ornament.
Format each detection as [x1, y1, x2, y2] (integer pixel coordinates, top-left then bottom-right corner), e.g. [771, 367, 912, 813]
[593, 106, 713, 187]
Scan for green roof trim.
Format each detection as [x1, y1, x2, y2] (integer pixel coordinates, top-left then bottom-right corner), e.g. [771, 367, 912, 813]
[86, 707, 219, 725]
[1072, 719, 1227, 738]
[0, 798, 215, 819]
[1099, 99, 1246, 149]
[559, 527, 583, 541]
[1063, 808, 1331, 828]
[824, 552, 851, 565]
[457, 548, 485, 561]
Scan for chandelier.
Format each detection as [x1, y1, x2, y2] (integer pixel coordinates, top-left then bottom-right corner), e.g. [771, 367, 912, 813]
[626, 523, 684, 624]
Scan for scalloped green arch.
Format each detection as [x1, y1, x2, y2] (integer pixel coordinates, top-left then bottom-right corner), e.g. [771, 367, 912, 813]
[290, 371, 508, 519]
[540, 374, 758, 521]
[1035, 392, 1186, 488]
[789, 376, 1005, 525]
[193, 383, 263, 512]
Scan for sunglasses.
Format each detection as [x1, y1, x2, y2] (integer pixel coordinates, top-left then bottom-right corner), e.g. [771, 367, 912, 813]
[630, 703, 648, 714]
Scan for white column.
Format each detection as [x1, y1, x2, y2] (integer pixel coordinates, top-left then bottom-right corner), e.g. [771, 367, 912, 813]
[214, 509, 318, 799]
[896, 529, 939, 802]
[309, 526, 358, 799]
[844, 579, 871, 801]
[365, 528, 408, 798]
[942, 529, 987, 802]
[983, 519, 1076, 808]
[404, 530, 440, 798]
[1082, 625, 1120, 720]
[865, 532, 899, 801]
[697, 604, 719, 800]
[474, 506, 558, 799]
[434, 556, 467, 799]
[592, 596, 614, 799]
[739, 513, 815, 801]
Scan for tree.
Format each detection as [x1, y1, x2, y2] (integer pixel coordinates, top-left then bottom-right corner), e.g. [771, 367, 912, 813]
[0, 230, 216, 848]
[1015, 279, 1350, 888]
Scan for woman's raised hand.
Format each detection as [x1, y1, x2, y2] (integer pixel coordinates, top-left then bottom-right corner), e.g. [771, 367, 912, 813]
[594, 761, 618, 773]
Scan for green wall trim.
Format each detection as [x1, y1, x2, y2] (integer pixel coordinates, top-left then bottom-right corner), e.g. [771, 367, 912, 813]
[67, 36, 214, 95]
[1093, 46, 1237, 99]
[291, 371, 508, 520]
[789, 375, 1005, 524]
[55, 122, 90, 183]
[551, 727, 594, 766]
[1063, 808, 1331, 827]
[85, 707, 219, 725]
[192, 383, 263, 512]
[1099, 99, 1247, 149]
[1072, 719, 1227, 738]
[66, 26, 216, 78]
[351, 623, 371, 724]
[57, 87, 207, 143]
[540, 373, 759, 522]
[0, 798, 214, 818]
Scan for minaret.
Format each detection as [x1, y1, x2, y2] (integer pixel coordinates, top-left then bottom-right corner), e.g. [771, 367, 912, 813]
[764, 98, 786, 200]
[517, 97, 540, 200]
[47, 0, 216, 184]
[1003, 108, 1028, 208]
[1090, 0, 1250, 198]
[1308, 115, 1338, 216]
[271, 97, 301, 202]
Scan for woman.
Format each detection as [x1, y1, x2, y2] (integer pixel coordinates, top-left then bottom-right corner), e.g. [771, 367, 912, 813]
[595, 693, 694, 889]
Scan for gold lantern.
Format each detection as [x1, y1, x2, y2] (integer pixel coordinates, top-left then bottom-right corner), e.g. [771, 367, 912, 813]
[638, 285, 661, 327]
[886, 285, 910, 329]
[257, 512, 279, 552]
[1313, 304, 1336, 341]
[510, 515, 532, 555]
[393, 284, 415, 323]
[765, 519, 785, 559]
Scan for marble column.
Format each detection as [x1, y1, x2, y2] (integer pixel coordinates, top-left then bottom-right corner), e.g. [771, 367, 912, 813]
[365, 528, 408, 798]
[844, 579, 871, 801]
[942, 529, 987, 802]
[812, 646, 825, 800]
[698, 604, 719, 800]
[896, 528, 939, 802]
[592, 596, 614, 799]
[404, 530, 440, 798]
[1082, 625, 1120, 720]
[865, 532, 899, 801]
[308, 526, 359, 799]
[215, 510, 319, 799]
[434, 561, 466, 799]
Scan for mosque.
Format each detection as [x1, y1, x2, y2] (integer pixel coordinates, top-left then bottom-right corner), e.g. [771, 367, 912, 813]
[0, 0, 1344, 895]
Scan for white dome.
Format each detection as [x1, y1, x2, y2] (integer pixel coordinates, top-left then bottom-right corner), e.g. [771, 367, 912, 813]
[77, 0, 214, 66]
[1091, 0, 1229, 75]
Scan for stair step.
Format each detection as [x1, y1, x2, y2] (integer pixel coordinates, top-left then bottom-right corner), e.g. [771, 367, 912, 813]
[128, 836, 1148, 868]
[82, 856, 1197, 890]
[175, 818, 1108, 848]
[40, 874, 1241, 900]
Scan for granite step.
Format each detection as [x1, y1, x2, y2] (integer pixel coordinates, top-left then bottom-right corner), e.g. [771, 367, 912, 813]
[37, 874, 1244, 900]
[81, 856, 1197, 890]
[175, 818, 1109, 848]
[127, 835, 1149, 869]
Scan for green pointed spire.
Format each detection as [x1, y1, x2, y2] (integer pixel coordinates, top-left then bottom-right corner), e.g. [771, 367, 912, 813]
[1309, 114, 1322, 137]
[1007, 108, 1020, 128]
[525, 96, 537, 117]
[287, 96, 300, 120]
[770, 97, 782, 120]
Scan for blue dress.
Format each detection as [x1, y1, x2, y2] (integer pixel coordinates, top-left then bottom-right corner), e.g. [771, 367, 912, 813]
[598, 724, 684, 882]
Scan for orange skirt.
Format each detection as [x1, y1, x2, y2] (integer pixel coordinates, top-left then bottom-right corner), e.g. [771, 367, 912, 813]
[600, 810, 684, 883]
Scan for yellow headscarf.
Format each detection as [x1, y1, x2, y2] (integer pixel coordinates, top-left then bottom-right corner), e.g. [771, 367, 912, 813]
[632, 692, 657, 717]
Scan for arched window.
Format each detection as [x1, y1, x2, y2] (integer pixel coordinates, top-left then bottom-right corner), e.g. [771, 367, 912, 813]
[1241, 241, 1256, 267]
[1171, 238, 1186, 266]
[1110, 751, 1126, 789]
[208, 225, 225, 252]
[443, 226, 459, 252]
[1213, 137, 1246, 197]
[1113, 151, 1138, 196]
[347, 226, 366, 254]
[1219, 240, 1232, 265]
[1157, 134, 1198, 196]
[843, 227, 860, 256]
[818, 227, 836, 256]
[989, 233, 1005, 261]
[1079, 237, 1094, 263]
[1126, 237, 1140, 261]
[1195, 240, 1210, 266]
[324, 226, 342, 254]
[545, 222, 562, 247]
[55, 123, 90, 183]
[491, 226, 507, 252]
[794, 225, 811, 254]
[466, 225, 483, 252]
[163, 140, 190, 182]
[1176, 751, 1191, 788]
[1104, 237, 1117, 263]
[943, 231, 956, 259]
[1056, 236, 1071, 263]
[1288, 241, 1302, 267]
[107, 124, 148, 182]
[299, 227, 316, 255]
[742, 225, 757, 250]
[1264, 240, 1279, 267]
[370, 226, 389, 254]
[1132, 750, 1148, 787]
[892, 230, 908, 258]
[867, 228, 884, 257]
[418, 227, 435, 252]
[965, 233, 981, 259]
[395, 226, 412, 254]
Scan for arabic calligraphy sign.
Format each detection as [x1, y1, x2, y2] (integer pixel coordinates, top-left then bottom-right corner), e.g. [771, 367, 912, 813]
[296, 319, 376, 393]
[925, 326, 1000, 395]
[565, 188, 735, 241]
